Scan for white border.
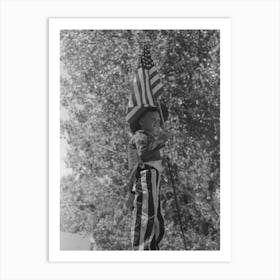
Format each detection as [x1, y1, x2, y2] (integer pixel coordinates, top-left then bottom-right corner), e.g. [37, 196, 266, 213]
[49, 18, 231, 262]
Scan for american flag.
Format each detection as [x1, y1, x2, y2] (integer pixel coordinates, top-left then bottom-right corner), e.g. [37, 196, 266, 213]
[126, 45, 164, 124]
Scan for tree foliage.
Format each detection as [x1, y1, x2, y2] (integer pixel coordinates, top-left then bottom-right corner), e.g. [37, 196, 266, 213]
[60, 30, 220, 250]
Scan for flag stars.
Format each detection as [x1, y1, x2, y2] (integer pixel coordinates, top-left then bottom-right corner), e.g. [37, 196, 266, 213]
[138, 45, 155, 69]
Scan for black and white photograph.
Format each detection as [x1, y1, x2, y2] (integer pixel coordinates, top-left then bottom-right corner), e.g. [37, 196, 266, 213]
[52, 19, 231, 258]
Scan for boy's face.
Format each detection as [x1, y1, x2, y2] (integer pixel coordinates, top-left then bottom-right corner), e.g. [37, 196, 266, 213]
[139, 111, 161, 135]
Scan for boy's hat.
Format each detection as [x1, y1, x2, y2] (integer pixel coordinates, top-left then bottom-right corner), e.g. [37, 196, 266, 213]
[129, 102, 168, 133]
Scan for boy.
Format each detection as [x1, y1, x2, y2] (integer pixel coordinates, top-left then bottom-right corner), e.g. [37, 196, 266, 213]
[126, 106, 169, 250]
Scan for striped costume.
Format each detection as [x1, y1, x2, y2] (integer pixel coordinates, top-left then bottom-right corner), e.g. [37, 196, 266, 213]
[128, 130, 165, 250]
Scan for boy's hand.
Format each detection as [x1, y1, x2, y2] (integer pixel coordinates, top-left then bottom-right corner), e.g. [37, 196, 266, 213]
[161, 155, 170, 168]
[157, 130, 170, 143]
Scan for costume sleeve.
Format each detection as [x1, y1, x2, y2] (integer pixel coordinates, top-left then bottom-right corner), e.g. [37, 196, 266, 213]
[134, 132, 162, 162]
[134, 132, 148, 158]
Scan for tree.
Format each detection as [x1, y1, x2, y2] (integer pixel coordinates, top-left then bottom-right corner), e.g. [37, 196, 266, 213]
[60, 30, 220, 250]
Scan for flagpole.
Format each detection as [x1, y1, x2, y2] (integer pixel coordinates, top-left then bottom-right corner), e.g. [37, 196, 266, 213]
[157, 100, 187, 250]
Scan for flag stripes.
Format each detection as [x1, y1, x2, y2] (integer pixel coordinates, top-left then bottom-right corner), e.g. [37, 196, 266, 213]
[126, 45, 164, 124]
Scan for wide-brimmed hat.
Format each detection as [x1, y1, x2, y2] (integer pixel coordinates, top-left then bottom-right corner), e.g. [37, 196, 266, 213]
[129, 102, 168, 133]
